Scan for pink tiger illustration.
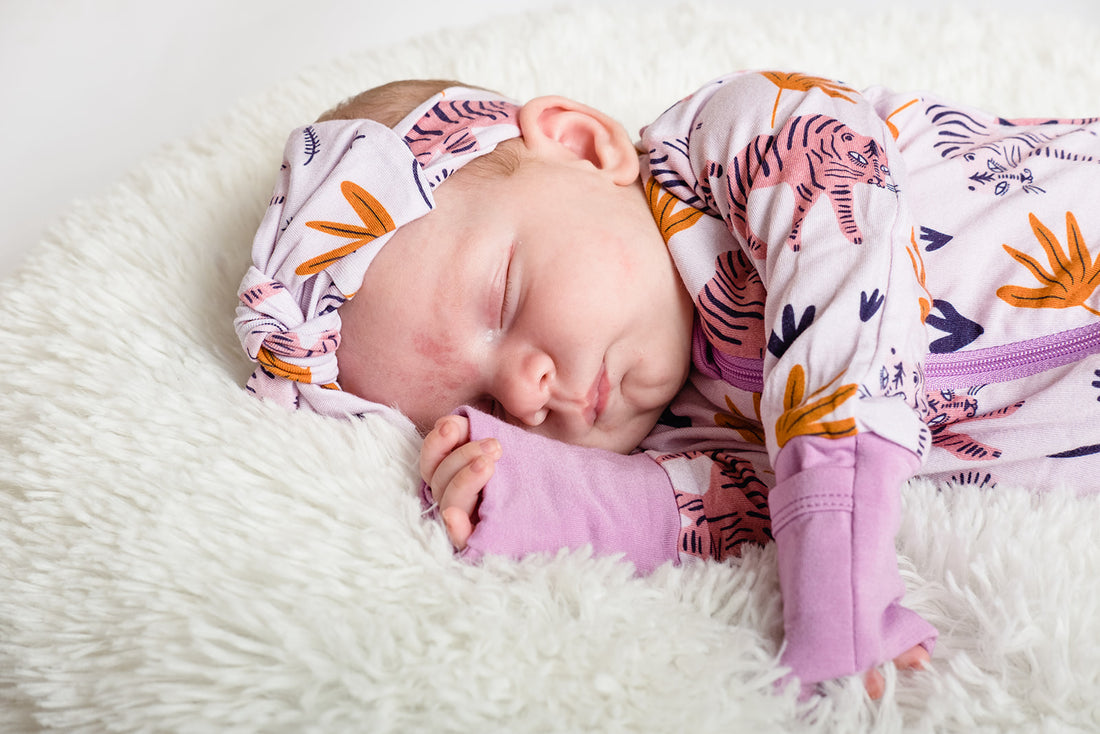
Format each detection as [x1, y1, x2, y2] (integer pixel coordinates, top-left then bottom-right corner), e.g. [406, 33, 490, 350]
[403, 99, 520, 173]
[239, 280, 287, 308]
[261, 329, 339, 360]
[664, 449, 772, 561]
[697, 248, 768, 359]
[924, 388, 1024, 460]
[928, 104, 1100, 196]
[722, 114, 896, 256]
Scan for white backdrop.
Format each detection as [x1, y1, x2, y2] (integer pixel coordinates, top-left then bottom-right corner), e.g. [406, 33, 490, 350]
[0, 0, 1096, 280]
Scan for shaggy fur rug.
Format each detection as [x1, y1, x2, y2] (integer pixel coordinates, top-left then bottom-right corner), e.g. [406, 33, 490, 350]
[2, 2, 1099, 732]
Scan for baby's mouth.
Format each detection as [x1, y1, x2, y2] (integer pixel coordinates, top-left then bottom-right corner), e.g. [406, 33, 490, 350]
[584, 364, 610, 426]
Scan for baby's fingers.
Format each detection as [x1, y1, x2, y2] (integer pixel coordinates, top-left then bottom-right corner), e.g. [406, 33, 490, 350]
[425, 437, 501, 503]
[894, 645, 930, 671]
[864, 645, 930, 699]
[419, 415, 471, 484]
[864, 669, 885, 700]
[439, 452, 498, 550]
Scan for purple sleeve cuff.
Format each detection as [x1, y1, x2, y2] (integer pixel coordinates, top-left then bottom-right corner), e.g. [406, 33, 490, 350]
[770, 433, 937, 685]
[437, 407, 681, 575]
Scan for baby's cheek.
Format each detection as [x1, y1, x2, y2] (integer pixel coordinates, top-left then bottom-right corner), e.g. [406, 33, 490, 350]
[413, 331, 481, 409]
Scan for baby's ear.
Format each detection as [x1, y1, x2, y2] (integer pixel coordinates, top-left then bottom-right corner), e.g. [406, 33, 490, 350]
[518, 96, 639, 185]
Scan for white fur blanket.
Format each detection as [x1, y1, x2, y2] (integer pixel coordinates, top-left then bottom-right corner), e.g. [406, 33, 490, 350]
[3, 3, 1099, 731]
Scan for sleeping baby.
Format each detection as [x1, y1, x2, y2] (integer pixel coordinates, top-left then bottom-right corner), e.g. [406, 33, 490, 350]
[234, 71, 1100, 697]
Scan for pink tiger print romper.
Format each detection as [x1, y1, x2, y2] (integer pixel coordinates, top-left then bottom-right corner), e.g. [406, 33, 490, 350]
[633, 70, 1099, 683]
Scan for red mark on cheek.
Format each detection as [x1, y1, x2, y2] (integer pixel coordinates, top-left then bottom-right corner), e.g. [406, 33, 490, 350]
[412, 332, 479, 405]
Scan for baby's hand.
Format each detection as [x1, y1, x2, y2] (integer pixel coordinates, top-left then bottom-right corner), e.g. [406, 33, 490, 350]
[420, 414, 503, 551]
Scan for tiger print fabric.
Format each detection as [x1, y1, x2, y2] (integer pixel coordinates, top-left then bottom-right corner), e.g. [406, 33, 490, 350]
[638, 71, 1100, 567]
[630, 69, 1100, 688]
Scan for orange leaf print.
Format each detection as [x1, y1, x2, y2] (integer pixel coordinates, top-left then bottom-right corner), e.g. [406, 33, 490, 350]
[996, 212, 1100, 317]
[760, 71, 858, 127]
[906, 228, 932, 323]
[296, 181, 396, 276]
[646, 178, 704, 244]
[715, 393, 766, 445]
[774, 364, 858, 448]
[258, 346, 313, 383]
[884, 98, 919, 140]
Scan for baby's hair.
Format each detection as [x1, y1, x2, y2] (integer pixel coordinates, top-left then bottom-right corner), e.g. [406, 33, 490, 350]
[317, 79, 523, 177]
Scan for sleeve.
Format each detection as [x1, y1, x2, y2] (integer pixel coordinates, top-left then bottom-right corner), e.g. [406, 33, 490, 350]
[644, 72, 937, 685]
[434, 407, 683, 575]
[426, 409, 781, 573]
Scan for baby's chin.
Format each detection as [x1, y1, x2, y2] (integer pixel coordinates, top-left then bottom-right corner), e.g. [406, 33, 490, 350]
[575, 406, 667, 455]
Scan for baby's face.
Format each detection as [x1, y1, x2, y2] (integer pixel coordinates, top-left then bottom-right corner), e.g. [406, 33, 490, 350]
[336, 153, 694, 453]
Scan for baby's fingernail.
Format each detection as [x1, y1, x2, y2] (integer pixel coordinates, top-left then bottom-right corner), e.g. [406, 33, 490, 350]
[437, 419, 453, 438]
[479, 438, 501, 455]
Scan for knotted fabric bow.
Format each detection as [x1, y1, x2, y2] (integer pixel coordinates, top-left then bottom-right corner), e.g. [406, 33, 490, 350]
[234, 87, 522, 424]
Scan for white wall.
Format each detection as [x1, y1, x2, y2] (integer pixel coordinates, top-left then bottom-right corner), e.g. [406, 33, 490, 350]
[1, 0, 1095, 280]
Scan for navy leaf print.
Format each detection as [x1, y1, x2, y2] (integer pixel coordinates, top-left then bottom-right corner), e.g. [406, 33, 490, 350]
[919, 226, 953, 252]
[1049, 443, 1100, 458]
[926, 299, 985, 353]
[302, 125, 320, 166]
[860, 289, 884, 322]
[767, 304, 815, 359]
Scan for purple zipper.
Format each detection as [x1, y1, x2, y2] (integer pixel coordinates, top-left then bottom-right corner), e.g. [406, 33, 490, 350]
[693, 330, 765, 391]
[925, 322, 1100, 388]
[695, 321, 1100, 392]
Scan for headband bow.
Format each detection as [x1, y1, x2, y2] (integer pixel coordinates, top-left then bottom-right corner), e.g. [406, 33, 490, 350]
[234, 87, 522, 424]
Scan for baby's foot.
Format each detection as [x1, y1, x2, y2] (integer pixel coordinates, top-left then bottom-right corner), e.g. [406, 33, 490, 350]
[864, 644, 930, 699]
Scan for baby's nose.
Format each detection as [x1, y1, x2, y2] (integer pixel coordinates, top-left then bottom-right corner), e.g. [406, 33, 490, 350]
[496, 350, 554, 426]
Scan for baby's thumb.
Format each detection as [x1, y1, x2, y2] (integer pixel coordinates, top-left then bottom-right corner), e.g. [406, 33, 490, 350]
[442, 506, 474, 550]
